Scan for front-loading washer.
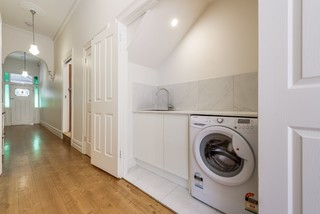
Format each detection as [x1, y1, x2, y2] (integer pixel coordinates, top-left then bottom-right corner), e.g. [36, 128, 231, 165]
[189, 115, 258, 214]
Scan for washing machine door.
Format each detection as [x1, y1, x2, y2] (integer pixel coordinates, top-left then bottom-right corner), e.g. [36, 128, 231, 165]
[194, 126, 255, 186]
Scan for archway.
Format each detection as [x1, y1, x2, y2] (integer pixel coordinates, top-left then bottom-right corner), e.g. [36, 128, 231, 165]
[2, 51, 50, 126]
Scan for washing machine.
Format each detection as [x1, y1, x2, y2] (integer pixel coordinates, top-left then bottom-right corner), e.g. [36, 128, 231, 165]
[189, 115, 258, 214]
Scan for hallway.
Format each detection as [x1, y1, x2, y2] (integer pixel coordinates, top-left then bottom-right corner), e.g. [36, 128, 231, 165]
[0, 125, 173, 213]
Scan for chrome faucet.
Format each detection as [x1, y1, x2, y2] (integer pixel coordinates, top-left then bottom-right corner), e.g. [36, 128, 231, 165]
[156, 88, 174, 110]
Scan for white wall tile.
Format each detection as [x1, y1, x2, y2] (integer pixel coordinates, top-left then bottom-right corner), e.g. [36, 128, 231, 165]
[132, 83, 157, 110]
[132, 72, 258, 112]
[234, 72, 258, 111]
[198, 76, 234, 111]
[173, 81, 198, 110]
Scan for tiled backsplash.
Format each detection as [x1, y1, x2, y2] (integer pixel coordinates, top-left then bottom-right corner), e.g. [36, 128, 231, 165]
[132, 72, 258, 112]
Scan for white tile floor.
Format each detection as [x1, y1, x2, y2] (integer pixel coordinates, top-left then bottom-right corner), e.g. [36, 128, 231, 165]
[125, 166, 223, 214]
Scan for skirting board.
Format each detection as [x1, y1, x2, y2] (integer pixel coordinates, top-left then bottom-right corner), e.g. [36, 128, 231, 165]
[71, 138, 83, 153]
[136, 159, 188, 189]
[127, 158, 137, 169]
[40, 121, 63, 139]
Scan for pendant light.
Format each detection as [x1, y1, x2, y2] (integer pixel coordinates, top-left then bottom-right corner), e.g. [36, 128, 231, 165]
[22, 52, 29, 77]
[29, 10, 40, 56]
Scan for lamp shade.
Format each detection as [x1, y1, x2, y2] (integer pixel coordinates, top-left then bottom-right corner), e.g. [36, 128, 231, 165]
[29, 44, 39, 56]
[22, 71, 29, 77]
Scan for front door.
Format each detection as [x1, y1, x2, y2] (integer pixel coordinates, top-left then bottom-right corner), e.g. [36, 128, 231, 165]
[259, 0, 320, 213]
[91, 21, 120, 178]
[10, 84, 34, 125]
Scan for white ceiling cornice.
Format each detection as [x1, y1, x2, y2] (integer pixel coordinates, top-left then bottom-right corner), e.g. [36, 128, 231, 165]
[53, 0, 80, 42]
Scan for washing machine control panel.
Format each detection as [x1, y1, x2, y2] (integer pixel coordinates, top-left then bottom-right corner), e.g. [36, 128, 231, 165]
[190, 116, 229, 127]
[235, 118, 258, 131]
[190, 115, 258, 132]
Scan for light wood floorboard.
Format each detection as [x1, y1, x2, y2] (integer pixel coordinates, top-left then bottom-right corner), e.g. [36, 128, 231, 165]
[0, 125, 174, 214]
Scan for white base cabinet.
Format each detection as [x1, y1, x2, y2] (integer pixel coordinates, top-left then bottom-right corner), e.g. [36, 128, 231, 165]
[133, 113, 164, 169]
[163, 115, 188, 179]
[133, 113, 189, 180]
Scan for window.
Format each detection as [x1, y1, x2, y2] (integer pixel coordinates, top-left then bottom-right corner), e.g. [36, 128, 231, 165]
[10, 73, 33, 84]
[4, 72, 10, 108]
[4, 72, 10, 82]
[15, 88, 30, 97]
[3, 72, 40, 108]
[4, 84, 10, 108]
[34, 86, 39, 108]
[34, 76, 39, 108]
[34, 76, 38, 85]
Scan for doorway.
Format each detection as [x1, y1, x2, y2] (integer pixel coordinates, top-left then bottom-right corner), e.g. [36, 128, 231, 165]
[83, 45, 92, 156]
[62, 57, 72, 143]
[2, 51, 42, 126]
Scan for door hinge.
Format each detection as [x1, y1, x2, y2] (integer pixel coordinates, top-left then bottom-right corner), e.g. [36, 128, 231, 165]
[120, 150, 122, 158]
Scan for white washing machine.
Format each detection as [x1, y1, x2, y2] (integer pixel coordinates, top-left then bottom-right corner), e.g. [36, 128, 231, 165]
[190, 115, 258, 214]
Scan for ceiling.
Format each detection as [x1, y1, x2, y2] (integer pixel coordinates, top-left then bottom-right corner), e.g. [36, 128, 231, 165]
[128, 0, 213, 68]
[0, 0, 79, 39]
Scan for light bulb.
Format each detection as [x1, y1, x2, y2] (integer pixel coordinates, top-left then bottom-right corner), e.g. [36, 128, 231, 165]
[29, 44, 40, 55]
[171, 18, 178, 28]
[22, 71, 29, 77]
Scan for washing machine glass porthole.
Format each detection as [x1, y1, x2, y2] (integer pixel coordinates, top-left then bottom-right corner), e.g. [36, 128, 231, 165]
[199, 133, 244, 177]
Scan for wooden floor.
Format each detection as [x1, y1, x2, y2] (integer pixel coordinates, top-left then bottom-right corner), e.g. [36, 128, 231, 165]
[0, 125, 174, 214]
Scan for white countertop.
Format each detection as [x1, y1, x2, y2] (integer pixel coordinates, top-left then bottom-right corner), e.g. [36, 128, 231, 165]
[134, 110, 258, 117]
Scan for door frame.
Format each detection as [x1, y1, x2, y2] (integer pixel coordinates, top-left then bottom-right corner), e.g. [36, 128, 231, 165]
[82, 42, 91, 155]
[61, 50, 74, 136]
[80, 0, 159, 177]
[0, 17, 2, 175]
[115, 0, 159, 177]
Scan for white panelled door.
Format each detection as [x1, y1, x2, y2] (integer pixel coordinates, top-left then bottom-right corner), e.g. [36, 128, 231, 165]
[10, 84, 34, 125]
[260, 0, 320, 213]
[91, 21, 120, 178]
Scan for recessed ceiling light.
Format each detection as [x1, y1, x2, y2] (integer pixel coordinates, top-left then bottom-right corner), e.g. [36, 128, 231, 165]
[171, 18, 178, 28]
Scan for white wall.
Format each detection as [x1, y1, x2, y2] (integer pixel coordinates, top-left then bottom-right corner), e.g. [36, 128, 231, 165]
[2, 24, 54, 71]
[50, 0, 134, 148]
[129, 62, 159, 86]
[158, 0, 258, 85]
[39, 60, 58, 130]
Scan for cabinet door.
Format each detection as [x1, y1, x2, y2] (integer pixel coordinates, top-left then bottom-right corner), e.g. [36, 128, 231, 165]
[133, 113, 163, 169]
[163, 114, 188, 179]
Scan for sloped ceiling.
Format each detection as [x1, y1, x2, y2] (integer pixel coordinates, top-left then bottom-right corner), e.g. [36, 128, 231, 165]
[128, 0, 213, 69]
